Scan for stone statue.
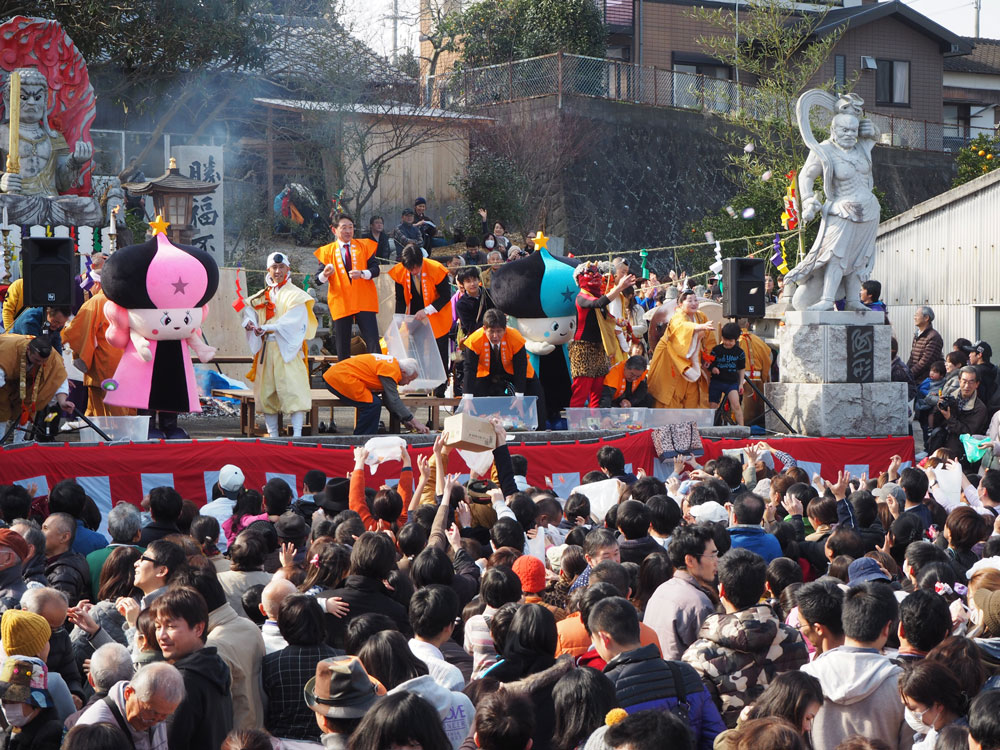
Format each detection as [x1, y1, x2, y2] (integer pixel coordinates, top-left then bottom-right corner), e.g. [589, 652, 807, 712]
[0, 67, 102, 226]
[782, 91, 880, 312]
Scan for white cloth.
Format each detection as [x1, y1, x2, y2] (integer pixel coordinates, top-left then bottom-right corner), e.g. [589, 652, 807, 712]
[387, 675, 473, 750]
[199, 498, 235, 552]
[262, 621, 288, 655]
[408, 638, 465, 691]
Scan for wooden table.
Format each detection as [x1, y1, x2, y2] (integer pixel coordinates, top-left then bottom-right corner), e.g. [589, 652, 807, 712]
[197, 355, 338, 378]
[211, 388, 460, 436]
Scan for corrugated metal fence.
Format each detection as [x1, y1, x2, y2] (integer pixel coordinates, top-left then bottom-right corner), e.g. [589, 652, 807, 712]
[873, 174, 1000, 362]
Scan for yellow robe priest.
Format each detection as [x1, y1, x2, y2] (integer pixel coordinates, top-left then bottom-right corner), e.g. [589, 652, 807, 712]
[648, 290, 716, 408]
[242, 252, 318, 437]
[61, 290, 135, 417]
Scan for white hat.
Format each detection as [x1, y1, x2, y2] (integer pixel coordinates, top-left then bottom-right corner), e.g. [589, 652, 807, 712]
[689, 500, 729, 524]
[266, 252, 291, 269]
[218, 464, 245, 493]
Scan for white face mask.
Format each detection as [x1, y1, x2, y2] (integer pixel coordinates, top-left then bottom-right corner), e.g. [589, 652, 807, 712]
[904, 706, 934, 735]
[485, 240, 495, 249]
[1, 702, 33, 727]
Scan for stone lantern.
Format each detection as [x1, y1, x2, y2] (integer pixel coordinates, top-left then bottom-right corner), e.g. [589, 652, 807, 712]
[123, 157, 219, 245]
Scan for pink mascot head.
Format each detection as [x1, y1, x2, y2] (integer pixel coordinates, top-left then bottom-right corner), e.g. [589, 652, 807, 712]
[102, 233, 220, 348]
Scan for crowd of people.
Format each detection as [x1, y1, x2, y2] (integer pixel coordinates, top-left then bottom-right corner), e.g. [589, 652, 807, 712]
[0, 412, 998, 749]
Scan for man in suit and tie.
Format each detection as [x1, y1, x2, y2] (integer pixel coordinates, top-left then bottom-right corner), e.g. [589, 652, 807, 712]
[314, 213, 381, 360]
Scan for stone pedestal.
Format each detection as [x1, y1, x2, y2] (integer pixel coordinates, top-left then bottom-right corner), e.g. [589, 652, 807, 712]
[764, 315, 909, 437]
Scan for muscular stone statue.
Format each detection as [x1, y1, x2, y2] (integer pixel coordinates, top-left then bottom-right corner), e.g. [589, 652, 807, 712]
[783, 91, 880, 312]
[0, 67, 102, 226]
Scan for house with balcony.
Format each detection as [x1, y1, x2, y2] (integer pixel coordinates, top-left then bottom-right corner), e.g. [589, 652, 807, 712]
[944, 37, 1000, 149]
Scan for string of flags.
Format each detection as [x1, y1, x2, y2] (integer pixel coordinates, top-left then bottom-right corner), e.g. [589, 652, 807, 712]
[772, 234, 789, 274]
[781, 170, 799, 231]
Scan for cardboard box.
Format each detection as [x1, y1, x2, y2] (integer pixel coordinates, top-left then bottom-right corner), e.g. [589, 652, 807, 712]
[443, 413, 497, 452]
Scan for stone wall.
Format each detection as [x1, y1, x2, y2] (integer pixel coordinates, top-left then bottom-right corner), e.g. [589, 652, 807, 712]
[478, 94, 957, 263]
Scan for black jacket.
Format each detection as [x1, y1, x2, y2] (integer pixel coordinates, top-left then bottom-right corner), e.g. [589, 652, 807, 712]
[0, 709, 61, 750]
[618, 536, 665, 565]
[44, 551, 90, 607]
[138, 520, 180, 546]
[856, 521, 886, 553]
[22, 552, 47, 589]
[0, 565, 25, 612]
[168, 646, 234, 750]
[455, 289, 493, 336]
[320, 575, 411, 649]
[48, 626, 84, 697]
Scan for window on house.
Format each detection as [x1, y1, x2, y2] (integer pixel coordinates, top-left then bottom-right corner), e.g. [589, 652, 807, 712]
[834, 55, 846, 92]
[875, 60, 909, 105]
[978, 307, 1000, 351]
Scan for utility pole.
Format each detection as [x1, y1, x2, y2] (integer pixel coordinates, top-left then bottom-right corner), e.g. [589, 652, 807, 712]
[392, 0, 399, 62]
[974, 0, 982, 38]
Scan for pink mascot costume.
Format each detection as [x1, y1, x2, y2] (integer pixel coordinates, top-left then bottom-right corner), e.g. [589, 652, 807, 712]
[100, 232, 219, 434]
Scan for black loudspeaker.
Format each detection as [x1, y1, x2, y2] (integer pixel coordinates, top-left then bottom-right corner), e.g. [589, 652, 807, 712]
[22, 237, 75, 307]
[722, 257, 766, 318]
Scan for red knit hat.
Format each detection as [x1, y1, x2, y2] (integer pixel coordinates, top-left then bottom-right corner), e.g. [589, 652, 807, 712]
[512, 555, 546, 594]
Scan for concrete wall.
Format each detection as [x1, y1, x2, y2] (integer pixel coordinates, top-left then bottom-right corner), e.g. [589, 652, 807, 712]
[480, 95, 957, 262]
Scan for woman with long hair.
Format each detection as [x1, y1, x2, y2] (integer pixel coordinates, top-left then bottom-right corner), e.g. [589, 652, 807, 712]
[68, 545, 142, 666]
[632, 551, 673, 615]
[347, 692, 450, 750]
[551, 667, 618, 750]
[744, 671, 824, 748]
[481, 603, 557, 682]
[357, 630, 429, 691]
[898, 660, 969, 749]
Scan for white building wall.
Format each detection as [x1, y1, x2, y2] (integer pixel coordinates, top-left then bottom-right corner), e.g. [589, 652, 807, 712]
[872, 170, 1000, 363]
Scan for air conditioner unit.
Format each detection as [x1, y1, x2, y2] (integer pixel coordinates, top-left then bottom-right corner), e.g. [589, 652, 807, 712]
[861, 56, 878, 70]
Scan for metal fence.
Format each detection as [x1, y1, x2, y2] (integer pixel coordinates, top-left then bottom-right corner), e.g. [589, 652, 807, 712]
[426, 52, 993, 153]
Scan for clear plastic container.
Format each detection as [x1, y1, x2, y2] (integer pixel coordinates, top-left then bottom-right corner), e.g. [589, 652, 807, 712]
[383, 314, 447, 393]
[454, 396, 537, 430]
[78, 415, 151, 442]
[565, 408, 647, 432]
[644, 408, 715, 429]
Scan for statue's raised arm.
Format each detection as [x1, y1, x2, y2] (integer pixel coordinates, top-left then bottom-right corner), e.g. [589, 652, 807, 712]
[783, 90, 881, 312]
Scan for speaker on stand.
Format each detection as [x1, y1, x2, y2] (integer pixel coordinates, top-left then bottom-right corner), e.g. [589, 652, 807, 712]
[721, 257, 766, 319]
[21, 237, 75, 307]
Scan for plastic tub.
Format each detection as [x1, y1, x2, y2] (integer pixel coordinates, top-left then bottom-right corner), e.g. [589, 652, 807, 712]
[454, 396, 538, 430]
[565, 408, 646, 432]
[644, 408, 715, 429]
[383, 314, 447, 393]
[78, 416, 151, 442]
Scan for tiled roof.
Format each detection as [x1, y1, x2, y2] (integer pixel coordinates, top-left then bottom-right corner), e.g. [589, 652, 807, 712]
[945, 37, 1000, 74]
[260, 14, 412, 87]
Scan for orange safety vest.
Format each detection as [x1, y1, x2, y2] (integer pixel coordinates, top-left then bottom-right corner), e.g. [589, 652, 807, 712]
[388, 259, 453, 339]
[314, 238, 380, 319]
[463, 327, 535, 379]
[323, 353, 402, 403]
[605, 360, 646, 400]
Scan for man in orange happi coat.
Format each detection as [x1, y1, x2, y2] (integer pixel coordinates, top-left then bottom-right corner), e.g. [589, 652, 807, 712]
[388, 244, 453, 397]
[314, 213, 380, 360]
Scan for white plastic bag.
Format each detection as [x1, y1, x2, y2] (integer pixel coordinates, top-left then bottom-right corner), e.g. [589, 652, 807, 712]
[458, 448, 495, 478]
[363, 436, 407, 475]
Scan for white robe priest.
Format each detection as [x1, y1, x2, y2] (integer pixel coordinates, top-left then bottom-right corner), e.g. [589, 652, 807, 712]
[241, 252, 318, 437]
